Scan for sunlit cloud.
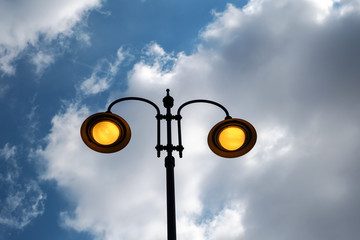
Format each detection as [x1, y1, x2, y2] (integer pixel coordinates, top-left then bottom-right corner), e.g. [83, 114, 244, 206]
[0, 0, 103, 75]
[31, 51, 55, 76]
[80, 47, 128, 95]
[36, 0, 360, 239]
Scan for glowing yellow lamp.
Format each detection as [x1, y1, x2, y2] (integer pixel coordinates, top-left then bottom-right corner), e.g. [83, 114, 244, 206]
[218, 126, 246, 151]
[91, 120, 120, 145]
[81, 112, 131, 153]
[208, 118, 256, 158]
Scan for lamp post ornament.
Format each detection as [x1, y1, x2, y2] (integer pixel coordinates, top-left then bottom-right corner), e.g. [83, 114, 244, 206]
[81, 89, 256, 240]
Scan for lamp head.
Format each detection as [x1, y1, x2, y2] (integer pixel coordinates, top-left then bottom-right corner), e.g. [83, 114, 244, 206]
[80, 112, 131, 153]
[208, 118, 256, 158]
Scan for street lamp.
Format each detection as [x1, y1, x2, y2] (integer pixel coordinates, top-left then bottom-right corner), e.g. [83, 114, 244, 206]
[80, 89, 256, 240]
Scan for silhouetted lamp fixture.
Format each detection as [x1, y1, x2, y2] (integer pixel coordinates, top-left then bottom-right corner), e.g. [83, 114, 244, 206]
[81, 112, 131, 153]
[80, 89, 256, 240]
[208, 118, 256, 158]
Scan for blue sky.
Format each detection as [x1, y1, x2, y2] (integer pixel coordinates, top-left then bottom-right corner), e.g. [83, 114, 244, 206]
[1, 0, 360, 240]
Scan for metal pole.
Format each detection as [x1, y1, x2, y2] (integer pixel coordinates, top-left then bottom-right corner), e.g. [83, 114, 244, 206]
[165, 155, 176, 240]
[163, 89, 177, 240]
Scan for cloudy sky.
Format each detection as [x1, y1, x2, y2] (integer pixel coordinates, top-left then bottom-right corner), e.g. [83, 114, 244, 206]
[1, 0, 360, 239]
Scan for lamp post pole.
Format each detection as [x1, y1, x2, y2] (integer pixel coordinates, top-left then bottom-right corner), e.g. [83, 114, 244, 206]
[163, 90, 177, 240]
[80, 89, 257, 240]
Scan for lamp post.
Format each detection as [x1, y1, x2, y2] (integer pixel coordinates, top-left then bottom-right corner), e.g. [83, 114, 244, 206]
[80, 89, 256, 240]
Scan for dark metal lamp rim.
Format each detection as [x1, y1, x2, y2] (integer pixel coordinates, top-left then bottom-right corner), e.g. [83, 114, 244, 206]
[80, 112, 131, 153]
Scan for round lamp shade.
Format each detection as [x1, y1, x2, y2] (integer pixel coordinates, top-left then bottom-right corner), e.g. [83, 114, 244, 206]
[208, 118, 256, 158]
[81, 112, 131, 153]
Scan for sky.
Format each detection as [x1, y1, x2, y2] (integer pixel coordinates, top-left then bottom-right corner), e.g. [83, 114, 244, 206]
[1, 0, 360, 239]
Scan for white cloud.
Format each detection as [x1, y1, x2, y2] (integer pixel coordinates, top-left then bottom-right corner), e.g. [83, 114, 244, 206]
[202, 4, 244, 41]
[37, 104, 168, 239]
[177, 202, 246, 240]
[80, 47, 127, 95]
[0, 181, 46, 229]
[144, 42, 167, 57]
[204, 202, 245, 240]
[0, 0, 103, 75]
[0, 143, 16, 160]
[31, 51, 55, 76]
[0, 144, 46, 229]
[127, 43, 178, 92]
[38, 0, 360, 239]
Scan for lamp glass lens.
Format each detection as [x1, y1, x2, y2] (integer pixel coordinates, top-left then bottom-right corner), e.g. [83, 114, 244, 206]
[91, 121, 120, 145]
[218, 126, 245, 151]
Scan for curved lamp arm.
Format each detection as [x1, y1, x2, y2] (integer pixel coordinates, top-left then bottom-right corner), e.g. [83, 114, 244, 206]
[175, 99, 232, 158]
[107, 97, 162, 157]
[177, 99, 231, 118]
[107, 97, 161, 114]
